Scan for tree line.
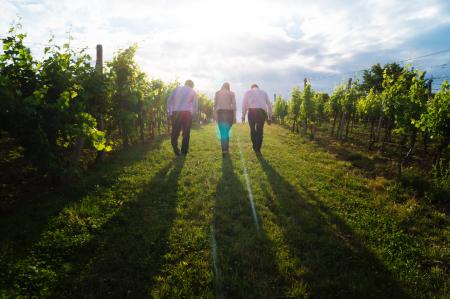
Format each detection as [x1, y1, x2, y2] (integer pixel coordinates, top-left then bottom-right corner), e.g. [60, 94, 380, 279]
[273, 63, 450, 178]
[0, 25, 214, 180]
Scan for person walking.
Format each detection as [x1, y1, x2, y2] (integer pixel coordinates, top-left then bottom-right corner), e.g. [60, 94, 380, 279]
[214, 82, 236, 156]
[167, 80, 198, 156]
[242, 84, 272, 154]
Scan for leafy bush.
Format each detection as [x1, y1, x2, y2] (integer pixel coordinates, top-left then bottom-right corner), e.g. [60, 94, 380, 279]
[0, 24, 214, 180]
[0, 26, 107, 178]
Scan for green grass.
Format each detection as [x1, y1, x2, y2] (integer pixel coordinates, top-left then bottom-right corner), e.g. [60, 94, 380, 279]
[0, 124, 448, 298]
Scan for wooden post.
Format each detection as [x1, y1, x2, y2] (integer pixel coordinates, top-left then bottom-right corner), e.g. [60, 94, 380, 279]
[96, 44, 103, 72]
[95, 44, 105, 163]
[73, 46, 105, 168]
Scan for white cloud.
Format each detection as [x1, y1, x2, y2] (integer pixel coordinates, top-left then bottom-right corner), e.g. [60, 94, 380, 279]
[1, 0, 450, 101]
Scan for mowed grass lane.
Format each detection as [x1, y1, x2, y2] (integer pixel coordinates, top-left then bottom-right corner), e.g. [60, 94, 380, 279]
[0, 124, 448, 298]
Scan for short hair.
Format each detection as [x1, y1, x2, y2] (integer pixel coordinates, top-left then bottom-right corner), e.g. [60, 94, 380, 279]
[185, 80, 194, 88]
[251, 83, 258, 88]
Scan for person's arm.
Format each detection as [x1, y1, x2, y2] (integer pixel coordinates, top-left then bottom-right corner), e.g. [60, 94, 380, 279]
[265, 92, 273, 124]
[231, 92, 237, 123]
[167, 89, 176, 116]
[242, 92, 249, 123]
[214, 92, 219, 121]
[192, 91, 199, 117]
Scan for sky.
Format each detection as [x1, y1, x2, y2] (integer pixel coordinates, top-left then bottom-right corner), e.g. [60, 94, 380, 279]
[1, 0, 450, 107]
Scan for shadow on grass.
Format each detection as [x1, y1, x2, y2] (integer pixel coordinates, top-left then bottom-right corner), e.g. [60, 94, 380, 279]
[0, 137, 166, 261]
[311, 129, 402, 180]
[52, 156, 185, 298]
[256, 155, 409, 298]
[213, 156, 285, 298]
[314, 137, 379, 174]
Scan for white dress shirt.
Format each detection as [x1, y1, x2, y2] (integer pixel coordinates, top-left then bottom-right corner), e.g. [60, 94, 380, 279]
[242, 87, 273, 120]
[167, 86, 198, 116]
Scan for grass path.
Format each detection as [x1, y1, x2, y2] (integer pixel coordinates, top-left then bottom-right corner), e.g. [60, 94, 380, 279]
[0, 124, 448, 298]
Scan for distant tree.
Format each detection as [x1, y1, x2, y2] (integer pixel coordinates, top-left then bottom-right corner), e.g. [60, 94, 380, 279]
[362, 62, 404, 94]
[362, 63, 384, 94]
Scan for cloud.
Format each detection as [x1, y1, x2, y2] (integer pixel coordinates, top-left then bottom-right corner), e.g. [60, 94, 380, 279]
[1, 0, 450, 102]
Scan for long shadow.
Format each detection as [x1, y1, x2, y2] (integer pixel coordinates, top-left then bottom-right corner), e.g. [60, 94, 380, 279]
[256, 155, 409, 298]
[48, 156, 185, 298]
[0, 137, 166, 264]
[312, 130, 396, 179]
[213, 156, 286, 298]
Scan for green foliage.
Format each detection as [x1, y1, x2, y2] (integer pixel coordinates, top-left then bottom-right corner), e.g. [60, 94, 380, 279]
[312, 92, 329, 124]
[362, 63, 384, 93]
[197, 93, 214, 124]
[284, 63, 447, 178]
[326, 83, 345, 116]
[342, 81, 360, 116]
[289, 86, 302, 120]
[288, 86, 302, 132]
[360, 63, 416, 131]
[378, 66, 422, 135]
[146, 79, 178, 137]
[273, 94, 288, 124]
[106, 46, 213, 144]
[107, 45, 141, 146]
[0, 24, 213, 178]
[357, 88, 382, 121]
[0, 25, 107, 177]
[415, 80, 450, 153]
[300, 83, 314, 122]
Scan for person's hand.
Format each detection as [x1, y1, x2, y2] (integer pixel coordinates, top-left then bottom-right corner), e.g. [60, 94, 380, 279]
[267, 119, 272, 125]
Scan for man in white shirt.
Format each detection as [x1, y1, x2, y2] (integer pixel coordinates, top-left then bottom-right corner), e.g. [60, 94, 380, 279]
[242, 84, 273, 154]
[167, 80, 198, 156]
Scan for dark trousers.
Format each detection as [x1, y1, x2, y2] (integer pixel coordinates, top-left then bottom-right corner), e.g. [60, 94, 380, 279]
[248, 108, 267, 152]
[171, 111, 192, 155]
[217, 110, 234, 153]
